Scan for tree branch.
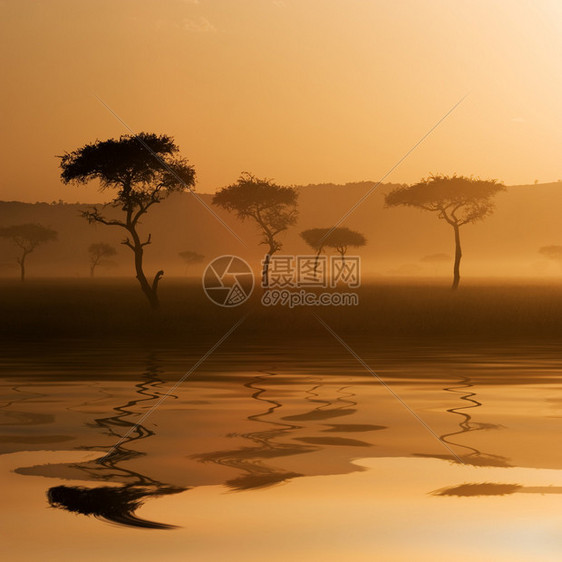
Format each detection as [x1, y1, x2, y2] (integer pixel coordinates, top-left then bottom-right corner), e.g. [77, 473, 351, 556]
[450, 202, 465, 223]
[83, 208, 126, 228]
[121, 237, 135, 250]
[438, 206, 458, 226]
[151, 270, 164, 293]
[131, 198, 160, 227]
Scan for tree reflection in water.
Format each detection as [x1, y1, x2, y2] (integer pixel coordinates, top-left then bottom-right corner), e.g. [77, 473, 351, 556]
[418, 374, 510, 467]
[47, 358, 186, 529]
[192, 372, 376, 490]
[192, 372, 314, 490]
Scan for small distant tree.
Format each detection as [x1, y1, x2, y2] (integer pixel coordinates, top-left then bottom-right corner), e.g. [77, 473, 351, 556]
[0, 223, 57, 281]
[539, 246, 562, 269]
[301, 226, 366, 267]
[179, 250, 205, 273]
[213, 173, 298, 287]
[88, 242, 117, 277]
[388, 263, 423, 276]
[421, 253, 451, 275]
[421, 253, 451, 264]
[300, 228, 328, 272]
[323, 227, 366, 263]
[385, 175, 504, 290]
[59, 132, 195, 308]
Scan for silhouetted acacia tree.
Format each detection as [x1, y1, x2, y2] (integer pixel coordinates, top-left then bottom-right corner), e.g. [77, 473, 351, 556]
[179, 250, 205, 272]
[88, 242, 117, 277]
[0, 223, 57, 281]
[421, 253, 451, 264]
[323, 227, 366, 262]
[385, 175, 504, 290]
[539, 246, 562, 269]
[59, 133, 195, 308]
[420, 253, 451, 275]
[301, 227, 366, 269]
[300, 228, 328, 273]
[213, 173, 298, 287]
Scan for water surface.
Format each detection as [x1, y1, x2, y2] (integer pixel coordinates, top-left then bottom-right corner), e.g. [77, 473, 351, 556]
[1, 339, 561, 560]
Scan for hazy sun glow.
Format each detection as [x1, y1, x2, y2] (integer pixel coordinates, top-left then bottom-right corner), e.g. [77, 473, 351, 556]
[0, 0, 561, 203]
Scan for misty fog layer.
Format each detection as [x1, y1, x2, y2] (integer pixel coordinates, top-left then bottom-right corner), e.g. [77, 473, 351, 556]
[1, 181, 561, 280]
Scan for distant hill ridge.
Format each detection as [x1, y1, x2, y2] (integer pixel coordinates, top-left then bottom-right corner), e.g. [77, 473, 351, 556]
[1, 181, 562, 278]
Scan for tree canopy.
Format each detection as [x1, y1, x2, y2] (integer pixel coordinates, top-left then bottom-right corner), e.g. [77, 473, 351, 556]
[60, 132, 195, 228]
[89, 242, 117, 258]
[301, 227, 366, 255]
[213, 172, 298, 251]
[179, 250, 205, 264]
[300, 228, 328, 252]
[385, 174, 504, 226]
[0, 223, 58, 249]
[60, 132, 195, 201]
[539, 246, 562, 262]
[323, 227, 367, 254]
[420, 253, 451, 264]
[213, 172, 298, 286]
[0, 223, 58, 281]
[59, 132, 195, 308]
[385, 174, 504, 290]
[88, 243, 117, 277]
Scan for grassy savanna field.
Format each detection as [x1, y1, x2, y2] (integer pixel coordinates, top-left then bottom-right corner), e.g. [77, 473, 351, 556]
[3, 278, 562, 346]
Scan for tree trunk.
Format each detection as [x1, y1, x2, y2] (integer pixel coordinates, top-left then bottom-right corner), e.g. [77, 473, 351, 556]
[130, 229, 160, 309]
[90, 263, 96, 278]
[314, 247, 323, 274]
[262, 241, 280, 288]
[262, 253, 271, 288]
[18, 251, 28, 282]
[134, 247, 160, 309]
[451, 224, 462, 290]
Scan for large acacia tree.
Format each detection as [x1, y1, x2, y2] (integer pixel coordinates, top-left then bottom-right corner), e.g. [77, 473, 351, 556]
[0, 223, 57, 281]
[59, 133, 195, 308]
[385, 174, 504, 290]
[213, 173, 298, 287]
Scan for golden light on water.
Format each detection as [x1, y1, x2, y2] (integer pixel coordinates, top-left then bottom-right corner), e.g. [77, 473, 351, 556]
[4, 451, 562, 561]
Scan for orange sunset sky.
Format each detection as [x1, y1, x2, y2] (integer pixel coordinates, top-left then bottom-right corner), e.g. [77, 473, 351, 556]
[0, 0, 561, 202]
